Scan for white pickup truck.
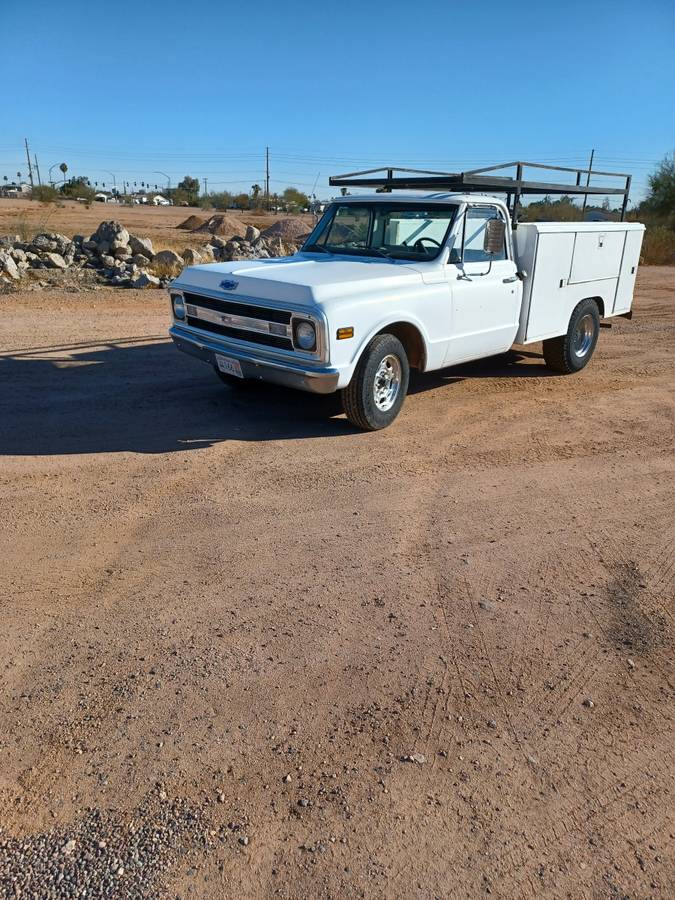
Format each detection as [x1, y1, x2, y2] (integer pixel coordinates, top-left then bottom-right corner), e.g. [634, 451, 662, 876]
[169, 161, 643, 430]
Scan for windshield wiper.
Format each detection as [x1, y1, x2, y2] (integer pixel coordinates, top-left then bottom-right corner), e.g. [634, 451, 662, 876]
[304, 243, 331, 254]
[366, 247, 394, 258]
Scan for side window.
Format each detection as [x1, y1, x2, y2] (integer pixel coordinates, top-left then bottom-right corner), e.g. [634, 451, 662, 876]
[463, 207, 507, 263]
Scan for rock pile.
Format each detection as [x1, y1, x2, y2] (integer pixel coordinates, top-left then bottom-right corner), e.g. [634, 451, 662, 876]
[0, 219, 303, 291]
[199, 224, 300, 264]
[0, 221, 163, 290]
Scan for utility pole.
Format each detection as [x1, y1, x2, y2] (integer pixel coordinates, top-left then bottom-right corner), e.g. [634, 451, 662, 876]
[33, 154, 42, 186]
[265, 146, 270, 211]
[203, 177, 207, 197]
[24, 138, 34, 189]
[581, 148, 595, 217]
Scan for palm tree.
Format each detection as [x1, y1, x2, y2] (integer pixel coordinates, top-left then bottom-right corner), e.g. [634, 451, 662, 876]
[251, 183, 261, 207]
[59, 162, 68, 183]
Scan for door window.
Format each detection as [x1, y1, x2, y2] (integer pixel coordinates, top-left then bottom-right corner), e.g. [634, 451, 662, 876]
[463, 207, 507, 262]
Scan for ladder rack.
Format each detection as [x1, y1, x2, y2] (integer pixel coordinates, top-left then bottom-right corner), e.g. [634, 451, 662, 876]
[328, 160, 632, 222]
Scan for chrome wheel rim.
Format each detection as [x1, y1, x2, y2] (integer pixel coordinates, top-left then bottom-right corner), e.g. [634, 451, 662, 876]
[373, 354, 401, 412]
[572, 313, 595, 358]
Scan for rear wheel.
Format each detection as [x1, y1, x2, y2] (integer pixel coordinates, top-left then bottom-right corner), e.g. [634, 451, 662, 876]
[543, 298, 600, 374]
[341, 334, 409, 431]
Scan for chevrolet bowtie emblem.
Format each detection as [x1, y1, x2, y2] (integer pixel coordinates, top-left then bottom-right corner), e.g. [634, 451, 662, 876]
[220, 279, 239, 291]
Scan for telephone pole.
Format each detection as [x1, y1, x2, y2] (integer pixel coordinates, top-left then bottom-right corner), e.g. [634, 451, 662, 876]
[34, 154, 42, 186]
[203, 177, 207, 198]
[24, 138, 35, 189]
[265, 146, 270, 211]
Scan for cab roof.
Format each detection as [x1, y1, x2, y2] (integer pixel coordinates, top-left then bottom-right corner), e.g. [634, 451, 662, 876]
[330, 192, 505, 206]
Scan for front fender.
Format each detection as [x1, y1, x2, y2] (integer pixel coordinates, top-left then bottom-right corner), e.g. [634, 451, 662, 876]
[329, 311, 435, 389]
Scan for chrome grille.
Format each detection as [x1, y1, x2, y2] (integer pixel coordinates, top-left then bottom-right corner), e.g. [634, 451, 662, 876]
[182, 292, 294, 351]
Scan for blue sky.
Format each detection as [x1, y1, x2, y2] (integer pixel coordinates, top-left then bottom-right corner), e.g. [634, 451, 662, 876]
[1, 0, 673, 204]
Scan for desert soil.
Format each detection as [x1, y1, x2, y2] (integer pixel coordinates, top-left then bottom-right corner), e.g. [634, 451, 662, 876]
[0, 199, 313, 253]
[0, 268, 673, 898]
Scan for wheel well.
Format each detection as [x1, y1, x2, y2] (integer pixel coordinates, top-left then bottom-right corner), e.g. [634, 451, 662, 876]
[377, 322, 426, 370]
[588, 296, 605, 318]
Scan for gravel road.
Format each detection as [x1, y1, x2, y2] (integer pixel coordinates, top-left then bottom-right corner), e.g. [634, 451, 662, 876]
[1, 268, 673, 898]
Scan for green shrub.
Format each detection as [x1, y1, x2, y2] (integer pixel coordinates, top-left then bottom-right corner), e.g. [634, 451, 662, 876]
[641, 226, 675, 265]
[31, 185, 60, 203]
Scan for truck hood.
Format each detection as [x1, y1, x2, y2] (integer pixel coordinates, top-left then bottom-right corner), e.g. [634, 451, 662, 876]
[172, 252, 425, 307]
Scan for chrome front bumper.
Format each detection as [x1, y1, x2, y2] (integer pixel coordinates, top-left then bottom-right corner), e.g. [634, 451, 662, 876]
[170, 325, 340, 395]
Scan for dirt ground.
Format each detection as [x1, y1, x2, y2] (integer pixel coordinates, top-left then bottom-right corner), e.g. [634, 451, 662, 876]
[0, 268, 673, 898]
[0, 198, 312, 253]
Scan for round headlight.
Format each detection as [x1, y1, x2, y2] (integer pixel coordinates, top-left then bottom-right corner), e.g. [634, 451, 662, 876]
[295, 320, 316, 351]
[172, 293, 186, 320]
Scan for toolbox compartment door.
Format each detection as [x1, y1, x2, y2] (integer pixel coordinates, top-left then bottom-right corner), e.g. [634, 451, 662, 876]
[569, 230, 625, 284]
[524, 231, 576, 341]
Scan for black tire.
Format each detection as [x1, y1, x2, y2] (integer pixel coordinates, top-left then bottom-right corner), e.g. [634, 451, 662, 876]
[543, 298, 600, 374]
[341, 334, 409, 431]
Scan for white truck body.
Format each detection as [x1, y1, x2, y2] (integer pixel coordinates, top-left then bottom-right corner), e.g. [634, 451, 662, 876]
[169, 192, 644, 424]
[514, 221, 644, 343]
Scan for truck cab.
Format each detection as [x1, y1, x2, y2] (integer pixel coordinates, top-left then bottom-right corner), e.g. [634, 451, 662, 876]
[169, 161, 643, 430]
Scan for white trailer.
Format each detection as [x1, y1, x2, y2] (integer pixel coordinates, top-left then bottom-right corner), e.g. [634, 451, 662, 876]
[169, 161, 644, 430]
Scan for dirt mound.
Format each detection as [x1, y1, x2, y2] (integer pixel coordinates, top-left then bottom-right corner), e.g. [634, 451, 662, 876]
[260, 218, 311, 243]
[192, 214, 248, 238]
[177, 215, 205, 230]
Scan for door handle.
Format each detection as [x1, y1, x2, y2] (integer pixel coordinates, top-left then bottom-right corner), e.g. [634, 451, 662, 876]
[502, 275, 518, 283]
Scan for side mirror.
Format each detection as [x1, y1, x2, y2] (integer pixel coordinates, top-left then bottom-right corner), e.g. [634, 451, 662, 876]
[484, 218, 506, 255]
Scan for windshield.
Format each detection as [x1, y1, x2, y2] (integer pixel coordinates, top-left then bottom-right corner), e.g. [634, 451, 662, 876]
[303, 202, 458, 261]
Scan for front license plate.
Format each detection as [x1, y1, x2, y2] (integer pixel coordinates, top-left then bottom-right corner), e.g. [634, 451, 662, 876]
[215, 354, 243, 378]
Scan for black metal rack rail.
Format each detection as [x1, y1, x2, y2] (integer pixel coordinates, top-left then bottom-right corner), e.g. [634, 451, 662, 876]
[328, 161, 632, 223]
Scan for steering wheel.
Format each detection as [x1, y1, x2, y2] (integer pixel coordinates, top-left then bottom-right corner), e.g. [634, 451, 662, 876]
[413, 236, 441, 253]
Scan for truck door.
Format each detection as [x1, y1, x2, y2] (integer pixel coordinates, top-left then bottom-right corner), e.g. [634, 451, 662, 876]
[444, 205, 522, 365]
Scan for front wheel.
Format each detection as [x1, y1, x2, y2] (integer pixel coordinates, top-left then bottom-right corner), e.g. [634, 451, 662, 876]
[543, 298, 600, 374]
[341, 334, 409, 431]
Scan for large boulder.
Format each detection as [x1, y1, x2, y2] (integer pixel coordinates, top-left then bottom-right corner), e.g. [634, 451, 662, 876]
[42, 252, 68, 269]
[151, 249, 183, 276]
[51, 233, 72, 254]
[182, 248, 203, 266]
[31, 234, 58, 253]
[91, 221, 130, 248]
[245, 224, 261, 243]
[131, 271, 160, 289]
[128, 234, 154, 259]
[0, 250, 20, 280]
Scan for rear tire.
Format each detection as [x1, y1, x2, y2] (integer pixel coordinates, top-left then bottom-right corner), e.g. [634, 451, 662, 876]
[341, 334, 409, 431]
[543, 298, 600, 374]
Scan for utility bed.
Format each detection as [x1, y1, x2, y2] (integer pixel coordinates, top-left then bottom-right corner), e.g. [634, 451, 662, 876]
[514, 222, 645, 343]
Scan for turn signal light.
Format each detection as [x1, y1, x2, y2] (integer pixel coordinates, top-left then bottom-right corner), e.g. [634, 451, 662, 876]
[337, 327, 354, 340]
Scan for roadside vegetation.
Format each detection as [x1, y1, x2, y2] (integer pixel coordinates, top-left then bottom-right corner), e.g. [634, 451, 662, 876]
[519, 153, 675, 264]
